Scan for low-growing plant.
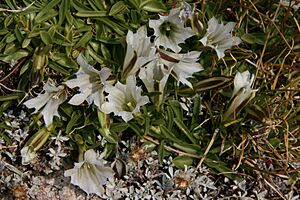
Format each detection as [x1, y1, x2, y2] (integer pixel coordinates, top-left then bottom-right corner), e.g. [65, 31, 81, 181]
[0, 0, 299, 198]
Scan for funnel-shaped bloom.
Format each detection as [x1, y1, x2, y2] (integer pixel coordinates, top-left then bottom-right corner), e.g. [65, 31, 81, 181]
[200, 17, 241, 59]
[232, 70, 254, 97]
[24, 80, 67, 127]
[65, 54, 111, 109]
[149, 8, 194, 53]
[223, 70, 257, 120]
[159, 49, 203, 88]
[123, 26, 156, 78]
[64, 149, 114, 197]
[139, 58, 171, 105]
[101, 76, 149, 122]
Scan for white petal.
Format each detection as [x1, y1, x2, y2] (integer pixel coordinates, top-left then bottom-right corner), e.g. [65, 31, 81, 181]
[200, 17, 241, 60]
[68, 93, 90, 105]
[84, 149, 98, 163]
[101, 102, 117, 114]
[64, 151, 114, 197]
[149, 8, 195, 53]
[115, 111, 134, 122]
[41, 99, 61, 127]
[23, 92, 51, 112]
[77, 54, 101, 75]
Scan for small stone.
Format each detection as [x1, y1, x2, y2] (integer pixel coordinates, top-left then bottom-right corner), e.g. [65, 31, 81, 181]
[59, 186, 76, 200]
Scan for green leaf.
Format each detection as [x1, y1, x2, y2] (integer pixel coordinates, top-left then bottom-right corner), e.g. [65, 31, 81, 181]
[5, 34, 16, 43]
[174, 118, 198, 144]
[74, 31, 93, 48]
[173, 156, 194, 169]
[166, 106, 174, 129]
[128, 122, 143, 136]
[82, 130, 96, 145]
[71, 0, 91, 11]
[160, 125, 182, 143]
[241, 33, 266, 45]
[179, 76, 232, 95]
[4, 14, 14, 28]
[35, 9, 58, 24]
[0, 50, 29, 63]
[204, 158, 243, 182]
[40, 31, 53, 45]
[35, 0, 61, 23]
[96, 18, 126, 35]
[14, 27, 24, 42]
[50, 53, 77, 68]
[75, 11, 107, 17]
[53, 31, 73, 46]
[158, 140, 165, 164]
[140, 0, 166, 12]
[110, 123, 129, 132]
[169, 100, 183, 121]
[173, 143, 203, 155]
[0, 28, 9, 35]
[3, 42, 17, 55]
[19, 61, 30, 75]
[48, 61, 70, 75]
[109, 1, 128, 16]
[66, 111, 82, 133]
[287, 172, 300, 185]
[22, 38, 31, 48]
[99, 128, 118, 144]
[191, 94, 201, 130]
[59, 0, 70, 25]
[100, 43, 111, 60]
[87, 45, 105, 64]
[0, 131, 12, 145]
[60, 103, 73, 117]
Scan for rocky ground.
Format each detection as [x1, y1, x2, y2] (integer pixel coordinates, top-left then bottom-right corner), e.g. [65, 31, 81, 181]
[0, 107, 299, 199]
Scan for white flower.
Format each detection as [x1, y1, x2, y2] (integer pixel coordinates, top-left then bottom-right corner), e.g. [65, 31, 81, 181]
[65, 54, 111, 109]
[200, 17, 241, 59]
[158, 49, 203, 88]
[149, 8, 195, 53]
[232, 70, 254, 97]
[223, 70, 257, 120]
[123, 26, 156, 78]
[101, 75, 149, 122]
[64, 149, 114, 197]
[139, 57, 171, 105]
[24, 80, 67, 127]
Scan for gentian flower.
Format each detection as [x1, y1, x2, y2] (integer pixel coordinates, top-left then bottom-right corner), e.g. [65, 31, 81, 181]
[139, 57, 171, 105]
[232, 70, 254, 97]
[101, 76, 149, 122]
[65, 54, 111, 109]
[123, 26, 156, 78]
[64, 149, 114, 196]
[24, 80, 67, 127]
[149, 8, 195, 53]
[223, 70, 257, 120]
[200, 17, 241, 59]
[158, 49, 203, 88]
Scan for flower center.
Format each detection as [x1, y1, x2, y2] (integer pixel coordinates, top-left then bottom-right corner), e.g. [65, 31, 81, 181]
[124, 101, 136, 112]
[159, 21, 177, 37]
[52, 89, 66, 99]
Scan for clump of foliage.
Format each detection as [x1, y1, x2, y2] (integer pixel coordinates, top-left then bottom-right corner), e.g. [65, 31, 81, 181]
[0, 0, 299, 198]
